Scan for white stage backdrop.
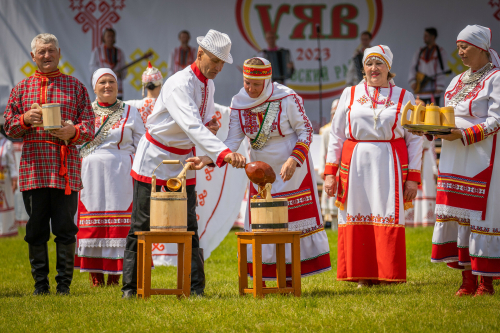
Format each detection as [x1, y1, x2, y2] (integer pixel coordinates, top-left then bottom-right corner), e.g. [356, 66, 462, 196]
[1, 0, 500, 130]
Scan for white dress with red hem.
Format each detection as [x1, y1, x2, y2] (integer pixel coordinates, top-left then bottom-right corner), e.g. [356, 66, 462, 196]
[325, 84, 423, 282]
[431, 66, 500, 276]
[225, 89, 332, 280]
[75, 103, 145, 275]
[0, 135, 18, 237]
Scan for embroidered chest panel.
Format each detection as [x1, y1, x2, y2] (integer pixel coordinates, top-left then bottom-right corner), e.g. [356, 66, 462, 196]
[199, 84, 208, 120]
[356, 94, 395, 107]
[241, 101, 281, 135]
[95, 115, 123, 131]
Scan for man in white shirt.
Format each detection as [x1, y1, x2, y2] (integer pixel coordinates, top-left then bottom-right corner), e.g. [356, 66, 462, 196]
[122, 30, 245, 299]
[169, 30, 197, 76]
[408, 27, 450, 106]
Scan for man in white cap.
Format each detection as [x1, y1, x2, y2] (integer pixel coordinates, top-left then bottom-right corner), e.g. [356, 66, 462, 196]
[121, 29, 246, 298]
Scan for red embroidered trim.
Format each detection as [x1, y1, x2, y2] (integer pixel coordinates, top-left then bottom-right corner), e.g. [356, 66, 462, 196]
[190, 62, 208, 84]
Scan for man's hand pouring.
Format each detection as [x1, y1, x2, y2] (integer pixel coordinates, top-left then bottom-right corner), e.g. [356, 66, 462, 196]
[186, 152, 246, 170]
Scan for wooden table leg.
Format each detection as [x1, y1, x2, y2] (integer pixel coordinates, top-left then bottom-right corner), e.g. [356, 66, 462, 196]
[276, 243, 286, 290]
[252, 236, 263, 298]
[291, 234, 301, 297]
[137, 239, 144, 299]
[177, 242, 185, 299]
[183, 236, 192, 298]
[238, 236, 248, 296]
[144, 239, 152, 299]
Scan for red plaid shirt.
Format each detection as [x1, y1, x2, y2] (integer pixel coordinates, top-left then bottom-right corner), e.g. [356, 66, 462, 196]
[4, 70, 95, 192]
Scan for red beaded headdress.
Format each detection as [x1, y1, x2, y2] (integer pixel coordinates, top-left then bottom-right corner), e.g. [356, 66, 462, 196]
[243, 58, 272, 80]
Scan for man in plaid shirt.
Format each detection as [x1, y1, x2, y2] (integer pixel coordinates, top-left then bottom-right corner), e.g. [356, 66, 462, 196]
[4, 33, 95, 295]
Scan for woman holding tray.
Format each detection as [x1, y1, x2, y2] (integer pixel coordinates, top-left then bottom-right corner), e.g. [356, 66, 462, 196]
[75, 68, 145, 287]
[324, 45, 423, 287]
[428, 25, 500, 296]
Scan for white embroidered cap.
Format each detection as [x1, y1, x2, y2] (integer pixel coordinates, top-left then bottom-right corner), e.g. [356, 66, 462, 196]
[362, 45, 393, 70]
[197, 29, 233, 64]
[141, 61, 163, 97]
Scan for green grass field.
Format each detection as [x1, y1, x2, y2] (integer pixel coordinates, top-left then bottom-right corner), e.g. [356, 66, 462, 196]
[1, 227, 499, 332]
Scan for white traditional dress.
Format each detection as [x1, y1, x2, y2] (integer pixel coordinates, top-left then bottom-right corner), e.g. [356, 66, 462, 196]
[405, 138, 438, 227]
[75, 100, 145, 274]
[126, 98, 156, 125]
[326, 82, 423, 282]
[225, 58, 331, 280]
[132, 63, 230, 187]
[0, 134, 18, 237]
[431, 62, 500, 276]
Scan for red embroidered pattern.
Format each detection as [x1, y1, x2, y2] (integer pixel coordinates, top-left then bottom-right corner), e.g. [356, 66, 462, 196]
[292, 95, 313, 146]
[138, 98, 155, 124]
[356, 94, 395, 107]
[346, 213, 396, 224]
[242, 111, 278, 135]
[199, 85, 208, 120]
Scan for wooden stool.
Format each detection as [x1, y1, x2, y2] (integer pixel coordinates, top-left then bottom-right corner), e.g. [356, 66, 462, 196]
[236, 231, 301, 298]
[135, 231, 194, 299]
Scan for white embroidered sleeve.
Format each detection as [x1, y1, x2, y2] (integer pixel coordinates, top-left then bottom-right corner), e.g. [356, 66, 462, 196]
[325, 87, 349, 175]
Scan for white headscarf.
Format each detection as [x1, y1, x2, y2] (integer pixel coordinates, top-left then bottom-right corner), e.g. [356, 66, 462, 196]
[457, 25, 500, 68]
[92, 68, 118, 90]
[231, 57, 296, 110]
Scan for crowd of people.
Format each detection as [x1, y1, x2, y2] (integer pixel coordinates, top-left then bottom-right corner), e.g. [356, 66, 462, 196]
[1, 22, 499, 299]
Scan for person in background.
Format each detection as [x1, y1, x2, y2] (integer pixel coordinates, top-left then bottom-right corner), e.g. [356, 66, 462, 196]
[408, 28, 449, 106]
[169, 30, 197, 76]
[4, 33, 95, 295]
[318, 99, 339, 229]
[345, 31, 372, 87]
[75, 68, 145, 287]
[257, 31, 294, 84]
[90, 28, 127, 99]
[126, 62, 163, 124]
[0, 117, 18, 238]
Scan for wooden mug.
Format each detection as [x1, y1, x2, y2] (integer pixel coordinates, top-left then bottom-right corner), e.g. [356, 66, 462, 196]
[423, 105, 441, 126]
[440, 107, 455, 127]
[31, 103, 62, 129]
[401, 101, 426, 126]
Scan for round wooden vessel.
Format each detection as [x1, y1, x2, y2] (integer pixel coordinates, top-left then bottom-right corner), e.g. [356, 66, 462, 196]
[41, 103, 62, 130]
[150, 175, 187, 232]
[250, 197, 288, 232]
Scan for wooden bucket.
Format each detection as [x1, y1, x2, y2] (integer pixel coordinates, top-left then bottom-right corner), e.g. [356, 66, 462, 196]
[250, 197, 288, 232]
[150, 160, 187, 232]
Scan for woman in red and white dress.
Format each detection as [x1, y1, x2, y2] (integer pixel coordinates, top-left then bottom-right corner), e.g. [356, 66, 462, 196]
[324, 45, 423, 287]
[125, 62, 163, 125]
[430, 25, 500, 296]
[75, 68, 145, 286]
[223, 57, 332, 283]
[0, 125, 18, 238]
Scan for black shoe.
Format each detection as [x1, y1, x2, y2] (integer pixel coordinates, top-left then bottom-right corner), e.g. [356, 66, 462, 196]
[121, 290, 137, 299]
[29, 243, 50, 295]
[325, 221, 332, 229]
[55, 243, 76, 295]
[33, 288, 50, 296]
[56, 287, 70, 296]
[191, 248, 205, 296]
[121, 250, 138, 294]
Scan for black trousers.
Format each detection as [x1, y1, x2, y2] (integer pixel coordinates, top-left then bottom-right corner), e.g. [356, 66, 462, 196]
[122, 180, 198, 291]
[23, 188, 78, 246]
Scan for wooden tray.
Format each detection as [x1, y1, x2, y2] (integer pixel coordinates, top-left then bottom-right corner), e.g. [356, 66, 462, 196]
[403, 124, 455, 135]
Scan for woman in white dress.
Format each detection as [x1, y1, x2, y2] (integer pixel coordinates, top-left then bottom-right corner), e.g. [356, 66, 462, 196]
[125, 62, 163, 124]
[324, 45, 423, 287]
[428, 25, 500, 296]
[211, 57, 332, 283]
[75, 68, 145, 286]
[0, 121, 18, 238]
